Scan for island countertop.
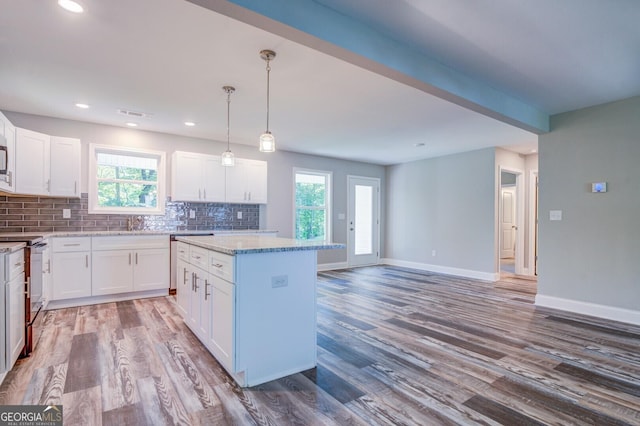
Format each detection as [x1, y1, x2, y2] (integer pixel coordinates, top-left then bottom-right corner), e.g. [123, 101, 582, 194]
[175, 235, 345, 255]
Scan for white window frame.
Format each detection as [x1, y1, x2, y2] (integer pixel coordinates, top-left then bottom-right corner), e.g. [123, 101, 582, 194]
[293, 168, 332, 241]
[88, 143, 166, 215]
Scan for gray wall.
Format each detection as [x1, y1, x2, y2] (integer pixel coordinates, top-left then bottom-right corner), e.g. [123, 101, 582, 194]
[3, 111, 385, 265]
[385, 147, 496, 274]
[538, 96, 640, 310]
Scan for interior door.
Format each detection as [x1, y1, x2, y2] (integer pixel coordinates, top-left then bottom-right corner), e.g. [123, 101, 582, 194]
[500, 186, 516, 258]
[348, 176, 380, 267]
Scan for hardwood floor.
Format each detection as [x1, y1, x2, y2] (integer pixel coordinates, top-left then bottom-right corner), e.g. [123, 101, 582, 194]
[1, 266, 639, 425]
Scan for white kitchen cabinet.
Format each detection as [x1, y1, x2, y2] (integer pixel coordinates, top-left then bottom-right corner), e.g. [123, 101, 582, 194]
[0, 112, 16, 193]
[6, 248, 25, 368]
[208, 275, 234, 371]
[92, 236, 169, 296]
[175, 256, 191, 318]
[189, 264, 212, 340]
[171, 151, 225, 202]
[225, 158, 268, 204]
[15, 128, 50, 195]
[14, 129, 80, 197]
[51, 237, 92, 300]
[50, 136, 81, 197]
[92, 250, 134, 295]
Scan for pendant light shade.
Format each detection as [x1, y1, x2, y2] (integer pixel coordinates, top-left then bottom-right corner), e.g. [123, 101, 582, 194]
[259, 49, 276, 152]
[221, 85, 236, 167]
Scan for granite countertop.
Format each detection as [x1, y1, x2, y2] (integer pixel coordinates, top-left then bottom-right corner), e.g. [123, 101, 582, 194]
[175, 235, 345, 255]
[0, 230, 278, 239]
[0, 242, 26, 253]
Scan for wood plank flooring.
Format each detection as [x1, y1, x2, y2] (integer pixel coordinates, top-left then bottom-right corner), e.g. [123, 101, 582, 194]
[1, 266, 639, 425]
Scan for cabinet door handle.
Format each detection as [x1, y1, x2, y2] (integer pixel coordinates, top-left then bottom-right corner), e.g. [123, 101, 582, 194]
[46, 178, 51, 192]
[64, 243, 81, 247]
[183, 267, 188, 284]
[248, 191, 251, 201]
[74, 181, 77, 194]
[14, 261, 22, 267]
[7, 171, 12, 187]
[203, 189, 207, 199]
[212, 263, 223, 269]
[193, 273, 199, 291]
[85, 254, 89, 268]
[198, 189, 202, 200]
[135, 252, 138, 265]
[46, 259, 51, 273]
[204, 279, 210, 300]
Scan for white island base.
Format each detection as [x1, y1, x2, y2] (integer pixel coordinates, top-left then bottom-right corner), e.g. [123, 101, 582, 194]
[176, 235, 343, 387]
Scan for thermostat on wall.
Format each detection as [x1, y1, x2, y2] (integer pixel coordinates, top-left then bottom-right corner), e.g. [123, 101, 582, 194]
[592, 182, 607, 193]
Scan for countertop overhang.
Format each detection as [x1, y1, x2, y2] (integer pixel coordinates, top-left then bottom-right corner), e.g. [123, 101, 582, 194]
[0, 229, 277, 239]
[175, 235, 345, 255]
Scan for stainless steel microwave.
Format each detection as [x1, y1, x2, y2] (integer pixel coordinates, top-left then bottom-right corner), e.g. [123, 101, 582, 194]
[0, 133, 7, 175]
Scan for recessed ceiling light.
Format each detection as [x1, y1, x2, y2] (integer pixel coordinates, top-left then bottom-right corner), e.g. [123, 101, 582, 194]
[184, 121, 196, 127]
[75, 103, 90, 109]
[414, 143, 426, 147]
[58, 0, 84, 13]
[126, 122, 138, 127]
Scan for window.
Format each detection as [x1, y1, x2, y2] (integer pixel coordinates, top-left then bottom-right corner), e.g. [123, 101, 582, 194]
[294, 169, 331, 240]
[89, 144, 166, 215]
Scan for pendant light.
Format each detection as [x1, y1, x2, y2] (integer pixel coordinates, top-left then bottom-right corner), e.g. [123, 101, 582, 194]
[221, 85, 236, 167]
[259, 49, 276, 152]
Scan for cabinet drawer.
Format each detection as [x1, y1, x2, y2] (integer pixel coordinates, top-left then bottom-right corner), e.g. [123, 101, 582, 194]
[189, 246, 208, 270]
[51, 237, 91, 252]
[176, 242, 189, 262]
[209, 251, 234, 283]
[92, 235, 168, 251]
[8, 248, 24, 279]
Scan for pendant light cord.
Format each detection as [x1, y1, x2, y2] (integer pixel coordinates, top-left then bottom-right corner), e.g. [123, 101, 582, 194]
[226, 89, 231, 150]
[265, 59, 271, 133]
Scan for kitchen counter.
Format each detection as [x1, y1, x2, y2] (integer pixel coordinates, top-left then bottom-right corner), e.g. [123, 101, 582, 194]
[0, 229, 278, 238]
[0, 242, 26, 253]
[175, 235, 344, 255]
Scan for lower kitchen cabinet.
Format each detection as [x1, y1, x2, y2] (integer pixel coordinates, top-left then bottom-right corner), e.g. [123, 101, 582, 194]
[175, 257, 191, 318]
[208, 276, 235, 370]
[49, 235, 169, 307]
[51, 250, 92, 300]
[6, 248, 25, 368]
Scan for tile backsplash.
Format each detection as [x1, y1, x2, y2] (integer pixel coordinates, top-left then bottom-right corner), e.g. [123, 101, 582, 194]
[0, 193, 259, 233]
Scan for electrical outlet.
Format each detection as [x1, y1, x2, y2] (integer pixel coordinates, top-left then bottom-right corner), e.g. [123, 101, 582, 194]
[432, 250, 437, 257]
[237, 211, 242, 219]
[62, 208, 71, 219]
[271, 275, 288, 288]
[189, 209, 196, 219]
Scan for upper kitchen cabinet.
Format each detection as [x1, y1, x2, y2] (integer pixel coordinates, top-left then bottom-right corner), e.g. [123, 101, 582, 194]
[50, 137, 81, 197]
[172, 151, 225, 202]
[15, 129, 81, 197]
[225, 158, 268, 204]
[15, 128, 50, 195]
[0, 112, 16, 193]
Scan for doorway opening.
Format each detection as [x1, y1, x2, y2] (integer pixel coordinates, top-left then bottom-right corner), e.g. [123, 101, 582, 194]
[347, 176, 380, 267]
[500, 171, 518, 276]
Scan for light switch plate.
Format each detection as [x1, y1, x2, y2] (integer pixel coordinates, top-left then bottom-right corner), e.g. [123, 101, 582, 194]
[550, 210, 562, 221]
[189, 209, 195, 219]
[62, 208, 71, 219]
[237, 211, 242, 219]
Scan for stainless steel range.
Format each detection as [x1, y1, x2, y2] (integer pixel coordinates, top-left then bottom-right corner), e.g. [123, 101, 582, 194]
[0, 234, 46, 356]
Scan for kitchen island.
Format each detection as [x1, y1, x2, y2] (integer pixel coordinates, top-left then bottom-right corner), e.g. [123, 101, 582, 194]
[175, 235, 344, 387]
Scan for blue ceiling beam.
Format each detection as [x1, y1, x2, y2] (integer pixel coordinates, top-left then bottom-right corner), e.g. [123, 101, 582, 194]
[187, 0, 549, 133]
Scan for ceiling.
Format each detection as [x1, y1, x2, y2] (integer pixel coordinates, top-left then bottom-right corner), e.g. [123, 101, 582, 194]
[1, 1, 638, 165]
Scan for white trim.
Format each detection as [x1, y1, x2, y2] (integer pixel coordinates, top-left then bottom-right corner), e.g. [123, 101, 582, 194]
[381, 258, 499, 282]
[497, 166, 525, 275]
[46, 289, 168, 310]
[88, 143, 166, 215]
[292, 167, 332, 241]
[528, 169, 538, 277]
[317, 261, 349, 271]
[347, 175, 381, 268]
[535, 294, 640, 326]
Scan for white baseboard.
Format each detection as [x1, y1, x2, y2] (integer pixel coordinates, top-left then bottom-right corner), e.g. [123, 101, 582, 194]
[317, 261, 349, 272]
[535, 294, 640, 326]
[381, 258, 499, 282]
[46, 289, 169, 310]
